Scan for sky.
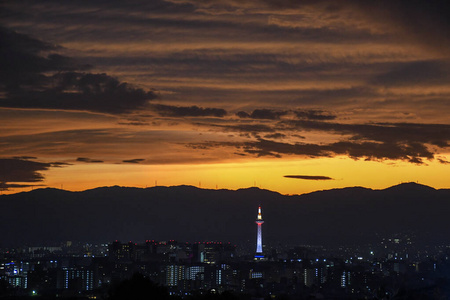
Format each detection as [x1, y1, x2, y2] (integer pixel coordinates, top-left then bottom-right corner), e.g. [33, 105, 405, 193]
[1, 0, 449, 195]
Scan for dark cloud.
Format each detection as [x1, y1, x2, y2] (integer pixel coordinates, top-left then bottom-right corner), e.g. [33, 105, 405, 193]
[0, 27, 156, 114]
[264, 133, 286, 139]
[76, 157, 104, 163]
[236, 109, 288, 120]
[0, 158, 67, 190]
[195, 117, 448, 164]
[122, 159, 145, 164]
[0, 158, 51, 183]
[234, 152, 247, 156]
[284, 175, 334, 180]
[372, 61, 450, 87]
[294, 110, 336, 120]
[236, 109, 336, 121]
[202, 123, 276, 133]
[254, 120, 450, 163]
[437, 158, 449, 164]
[4, 71, 156, 114]
[199, 118, 449, 164]
[284, 120, 450, 148]
[350, 0, 450, 55]
[118, 116, 153, 126]
[244, 148, 282, 158]
[0, 26, 88, 92]
[118, 121, 150, 126]
[185, 141, 241, 151]
[243, 139, 326, 158]
[236, 111, 250, 118]
[242, 138, 435, 164]
[292, 134, 306, 139]
[329, 141, 434, 164]
[185, 0, 450, 55]
[153, 104, 227, 117]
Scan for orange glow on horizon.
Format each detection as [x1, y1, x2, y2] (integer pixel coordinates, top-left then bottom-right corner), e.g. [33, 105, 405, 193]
[2, 155, 446, 196]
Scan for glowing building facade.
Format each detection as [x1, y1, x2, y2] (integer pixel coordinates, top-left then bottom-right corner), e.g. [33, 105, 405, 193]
[255, 206, 264, 258]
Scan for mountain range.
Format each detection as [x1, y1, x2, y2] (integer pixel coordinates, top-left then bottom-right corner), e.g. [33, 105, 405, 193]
[1, 182, 449, 247]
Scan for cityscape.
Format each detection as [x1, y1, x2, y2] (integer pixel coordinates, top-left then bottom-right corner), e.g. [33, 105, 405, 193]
[2, 205, 450, 299]
[1, 0, 449, 299]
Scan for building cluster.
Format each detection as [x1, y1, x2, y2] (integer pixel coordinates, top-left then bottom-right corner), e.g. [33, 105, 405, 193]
[1, 238, 450, 299]
[1, 207, 450, 299]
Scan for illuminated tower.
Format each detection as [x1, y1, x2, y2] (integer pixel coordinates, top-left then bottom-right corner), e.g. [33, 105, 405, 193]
[255, 206, 264, 257]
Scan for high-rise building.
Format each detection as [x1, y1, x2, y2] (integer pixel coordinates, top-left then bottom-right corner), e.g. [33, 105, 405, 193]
[108, 241, 134, 262]
[165, 265, 185, 287]
[255, 206, 264, 259]
[57, 268, 94, 291]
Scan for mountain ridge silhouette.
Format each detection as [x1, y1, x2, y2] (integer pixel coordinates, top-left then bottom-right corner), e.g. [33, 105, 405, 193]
[1, 182, 449, 247]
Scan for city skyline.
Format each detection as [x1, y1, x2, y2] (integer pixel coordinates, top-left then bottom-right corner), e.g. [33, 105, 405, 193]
[4, 234, 450, 299]
[1, 0, 449, 195]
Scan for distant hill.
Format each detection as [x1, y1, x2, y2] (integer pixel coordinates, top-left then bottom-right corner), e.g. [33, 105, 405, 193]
[1, 182, 449, 247]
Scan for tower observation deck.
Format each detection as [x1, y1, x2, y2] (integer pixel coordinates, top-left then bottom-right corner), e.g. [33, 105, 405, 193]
[255, 206, 264, 257]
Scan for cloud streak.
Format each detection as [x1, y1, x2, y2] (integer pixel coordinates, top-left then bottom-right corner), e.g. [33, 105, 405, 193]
[122, 159, 145, 164]
[76, 157, 104, 163]
[152, 104, 227, 117]
[284, 175, 334, 180]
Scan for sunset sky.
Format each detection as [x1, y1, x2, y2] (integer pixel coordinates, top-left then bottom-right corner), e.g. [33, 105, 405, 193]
[1, 0, 449, 195]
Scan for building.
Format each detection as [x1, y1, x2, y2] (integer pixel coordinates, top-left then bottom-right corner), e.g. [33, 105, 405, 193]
[165, 264, 185, 287]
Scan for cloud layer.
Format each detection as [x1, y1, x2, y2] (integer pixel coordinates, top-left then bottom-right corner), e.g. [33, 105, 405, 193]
[0, 0, 449, 192]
